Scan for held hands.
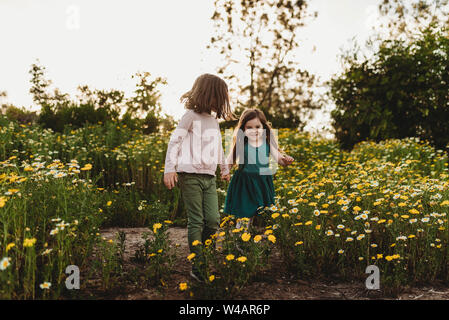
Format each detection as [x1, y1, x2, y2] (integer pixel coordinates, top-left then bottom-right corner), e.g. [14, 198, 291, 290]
[279, 154, 294, 167]
[163, 172, 178, 190]
[221, 173, 231, 181]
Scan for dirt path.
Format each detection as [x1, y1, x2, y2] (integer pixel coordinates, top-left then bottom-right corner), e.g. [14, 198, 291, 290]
[100, 227, 449, 300]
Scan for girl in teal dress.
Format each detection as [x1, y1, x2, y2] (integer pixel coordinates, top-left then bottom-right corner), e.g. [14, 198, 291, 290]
[223, 108, 294, 229]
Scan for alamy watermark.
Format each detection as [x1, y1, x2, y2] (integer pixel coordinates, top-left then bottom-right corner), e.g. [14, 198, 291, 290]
[365, 265, 380, 290]
[65, 265, 80, 290]
[66, 5, 80, 30]
[165, 120, 280, 175]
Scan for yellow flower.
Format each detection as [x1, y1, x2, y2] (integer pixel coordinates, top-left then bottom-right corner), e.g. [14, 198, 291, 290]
[408, 208, 420, 214]
[377, 254, 383, 259]
[23, 238, 37, 248]
[264, 229, 273, 235]
[268, 235, 276, 243]
[205, 239, 212, 246]
[81, 163, 92, 171]
[153, 223, 162, 234]
[241, 233, 251, 242]
[179, 282, 188, 291]
[440, 200, 449, 206]
[226, 254, 235, 261]
[315, 224, 321, 230]
[295, 241, 303, 246]
[385, 255, 393, 261]
[192, 240, 201, 246]
[187, 253, 196, 261]
[408, 234, 415, 239]
[6, 243, 15, 252]
[106, 201, 112, 206]
[237, 256, 247, 263]
[271, 213, 280, 219]
[253, 235, 262, 243]
[209, 275, 215, 282]
[305, 220, 313, 226]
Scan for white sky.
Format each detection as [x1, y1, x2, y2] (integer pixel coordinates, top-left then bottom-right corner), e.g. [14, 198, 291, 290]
[0, 0, 382, 138]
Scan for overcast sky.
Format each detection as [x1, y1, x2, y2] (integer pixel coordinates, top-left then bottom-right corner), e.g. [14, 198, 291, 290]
[0, 0, 382, 137]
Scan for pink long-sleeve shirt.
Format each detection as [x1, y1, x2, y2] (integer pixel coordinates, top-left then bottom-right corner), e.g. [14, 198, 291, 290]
[163, 109, 230, 176]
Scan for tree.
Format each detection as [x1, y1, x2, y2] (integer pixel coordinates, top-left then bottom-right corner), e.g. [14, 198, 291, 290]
[125, 72, 167, 133]
[328, 26, 449, 151]
[207, 0, 322, 129]
[375, 0, 449, 42]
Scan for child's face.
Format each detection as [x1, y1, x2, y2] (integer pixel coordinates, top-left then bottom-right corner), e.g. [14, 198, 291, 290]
[244, 117, 264, 141]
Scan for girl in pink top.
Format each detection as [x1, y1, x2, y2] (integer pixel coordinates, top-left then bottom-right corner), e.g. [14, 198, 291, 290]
[163, 73, 236, 281]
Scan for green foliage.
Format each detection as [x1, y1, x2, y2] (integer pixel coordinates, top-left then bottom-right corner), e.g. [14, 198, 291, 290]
[329, 25, 449, 151]
[28, 62, 175, 134]
[132, 222, 177, 287]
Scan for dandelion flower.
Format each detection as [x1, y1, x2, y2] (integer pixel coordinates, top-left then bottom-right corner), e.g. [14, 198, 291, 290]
[192, 240, 201, 246]
[226, 254, 235, 261]
[179, 282, 188, 291]
[23, 238, 37, 248]
[237, 256, 247, 263]
[187, 253, 196, 261]
[6, 243, 15, 252]
[241, 233, 251, 242]
[268, 235, 276, 243]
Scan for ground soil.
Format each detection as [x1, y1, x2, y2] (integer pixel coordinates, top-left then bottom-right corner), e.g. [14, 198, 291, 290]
[92, 227, 449, 300]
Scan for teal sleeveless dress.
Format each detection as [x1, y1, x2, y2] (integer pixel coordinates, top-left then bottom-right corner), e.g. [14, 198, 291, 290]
[224, 140, 275, 218]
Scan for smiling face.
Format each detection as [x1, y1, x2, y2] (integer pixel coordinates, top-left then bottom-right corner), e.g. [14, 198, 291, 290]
[244, 117, 264, 142]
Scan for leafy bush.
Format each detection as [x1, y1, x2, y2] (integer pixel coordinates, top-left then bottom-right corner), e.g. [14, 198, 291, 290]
[329, 25, 449, 152]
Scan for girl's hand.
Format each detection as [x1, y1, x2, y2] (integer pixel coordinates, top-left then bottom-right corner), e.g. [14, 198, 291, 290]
[164, 172, 178, 189]
[280, 154, 294, 166]
[221, 173, 231, 181]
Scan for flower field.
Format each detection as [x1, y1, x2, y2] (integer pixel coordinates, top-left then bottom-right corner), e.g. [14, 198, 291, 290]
[1, 115, 449, 299]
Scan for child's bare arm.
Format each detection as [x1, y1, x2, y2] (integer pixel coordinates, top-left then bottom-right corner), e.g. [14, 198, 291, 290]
[269, 141, 294, 167]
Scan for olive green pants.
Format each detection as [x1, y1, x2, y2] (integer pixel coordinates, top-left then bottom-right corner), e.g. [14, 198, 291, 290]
[178, 172, 220, 271]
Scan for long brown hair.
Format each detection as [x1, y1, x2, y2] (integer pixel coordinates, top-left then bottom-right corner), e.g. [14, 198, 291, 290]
[229, 108, 284, 166]
[180, 74, 237, 121]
